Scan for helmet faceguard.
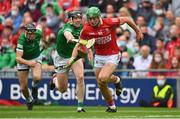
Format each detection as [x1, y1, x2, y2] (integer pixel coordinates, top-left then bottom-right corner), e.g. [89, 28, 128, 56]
[68, 10, 82, 19]
[68, 10, 82, 27]
[25, 23, 36, 39]
[25, 23, 36, 33]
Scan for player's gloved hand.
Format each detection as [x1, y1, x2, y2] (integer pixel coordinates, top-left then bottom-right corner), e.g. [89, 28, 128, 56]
[79, 40, 88, 45]
[67, 57, 75, 67]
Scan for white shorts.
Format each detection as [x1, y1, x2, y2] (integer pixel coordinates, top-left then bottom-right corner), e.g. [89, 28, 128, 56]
[52, 50, 69, 73]
[17, 55, 42, 71]
[94, 54, 120, 68]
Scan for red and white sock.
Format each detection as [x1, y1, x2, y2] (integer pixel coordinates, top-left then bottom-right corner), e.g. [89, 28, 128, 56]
[107, 100, 116, 109]
[115, 76, 120, 84]
[53, 77, 59, 88]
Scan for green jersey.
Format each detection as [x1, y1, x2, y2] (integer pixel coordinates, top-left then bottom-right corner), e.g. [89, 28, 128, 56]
[16, 30, 42, 60]
[56, 23, 83, 58]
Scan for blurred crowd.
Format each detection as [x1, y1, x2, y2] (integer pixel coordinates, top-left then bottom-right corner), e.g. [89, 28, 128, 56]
[0, 0, 179, 78]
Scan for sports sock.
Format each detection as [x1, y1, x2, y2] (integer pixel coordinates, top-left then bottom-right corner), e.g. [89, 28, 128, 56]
[77, 101, 83, 110]
[115, 76, 120, 84]
[26, 90, 33, 103]
[32, 80, 39, 88]
[107, 100, 116, 109]
[109, 105, 116, 109]
[53, 77, 59, 88]
[26, 96, 33, 103]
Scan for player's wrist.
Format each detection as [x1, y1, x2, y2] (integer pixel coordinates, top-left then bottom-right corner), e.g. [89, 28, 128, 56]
[71, 39, 80, 43]
[79, 39, 88, 45]
[69, 57, 75, 63]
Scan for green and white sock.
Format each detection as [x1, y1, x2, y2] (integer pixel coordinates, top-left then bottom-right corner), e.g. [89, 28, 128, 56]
[32, 80, 39, 88]
[77, 101, 83, 110]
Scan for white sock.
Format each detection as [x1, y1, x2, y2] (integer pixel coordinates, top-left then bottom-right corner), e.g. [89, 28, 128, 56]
[109, 105, 116, 109]
[27, 96, 33, 103]
[115, 76, 120, 83]
[53, 77, 59, 88]
[77, 107, 82, 110]
[32, 81, 39, 88]
[26, 89, 33, 103]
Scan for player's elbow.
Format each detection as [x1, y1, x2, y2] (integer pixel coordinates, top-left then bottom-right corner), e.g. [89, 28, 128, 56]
[16, 56, 21, 63]
[119, 17, 132, 25]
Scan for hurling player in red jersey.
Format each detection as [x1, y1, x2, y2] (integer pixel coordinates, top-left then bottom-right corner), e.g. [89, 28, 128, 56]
[70, 7, 143, 112]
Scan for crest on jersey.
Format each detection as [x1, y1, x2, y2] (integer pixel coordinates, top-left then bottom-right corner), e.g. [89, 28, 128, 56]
[112, 18, 119, 22]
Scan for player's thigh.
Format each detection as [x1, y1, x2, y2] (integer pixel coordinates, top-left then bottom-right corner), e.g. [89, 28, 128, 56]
[56, 72, 68, 90]
[17, 70, 29, 89]
[98, 62, 116, 80]
[71, 59, 84, 80]
[95, 68, 101, 78]
[32, 63, 42, 80]
[53, 50, 69, 73]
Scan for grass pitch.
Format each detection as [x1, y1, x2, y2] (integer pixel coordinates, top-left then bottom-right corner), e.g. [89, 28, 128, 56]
[0, 106, 180, 119]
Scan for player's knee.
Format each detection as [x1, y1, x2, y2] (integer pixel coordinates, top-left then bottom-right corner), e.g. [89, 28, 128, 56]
[97, 80, 105, 87]
[33, 75, 41, 81]
[76, 75, 84, 84]
[60, 89, 66, 93]
[21, 85, 28, 91]
[58, 87, 67, 93]
[98, 75, 108, 83]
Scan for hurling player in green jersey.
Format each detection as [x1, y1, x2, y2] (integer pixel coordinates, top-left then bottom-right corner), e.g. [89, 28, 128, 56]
[49, 10, 86, 112]
[16, 23, 42, 110]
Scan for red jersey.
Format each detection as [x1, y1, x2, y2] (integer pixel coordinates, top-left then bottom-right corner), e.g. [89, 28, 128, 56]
[80, 18, 120, 55]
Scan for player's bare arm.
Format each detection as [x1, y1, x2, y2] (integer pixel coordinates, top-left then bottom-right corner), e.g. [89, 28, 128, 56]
[64, 30, 96, 48]
[119, 17, 143, 41]
[64, 31, 78, 43]
[87, 48, 93, 66]
[68, 43, 80, 66]
[16, 51, 37, 67]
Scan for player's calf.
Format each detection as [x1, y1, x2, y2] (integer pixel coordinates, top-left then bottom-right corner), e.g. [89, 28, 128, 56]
[49, 78, 56, 90]
[32, 87, 38, 100]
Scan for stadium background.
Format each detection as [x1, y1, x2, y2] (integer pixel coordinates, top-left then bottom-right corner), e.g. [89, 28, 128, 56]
[0, 0, 180, 118]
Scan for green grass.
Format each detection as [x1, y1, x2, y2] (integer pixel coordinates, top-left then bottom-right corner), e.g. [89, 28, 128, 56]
[0, 106, 180, 119]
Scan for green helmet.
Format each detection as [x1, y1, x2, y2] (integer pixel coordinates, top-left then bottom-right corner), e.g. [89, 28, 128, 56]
[86, 7, 101, 20]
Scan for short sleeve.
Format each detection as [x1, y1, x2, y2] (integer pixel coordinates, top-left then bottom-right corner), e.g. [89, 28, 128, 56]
[36, 29, 43, 39]
[16, 34, 24, 52]
[105, 18, 120, 27]
[64, 24, 73, 33]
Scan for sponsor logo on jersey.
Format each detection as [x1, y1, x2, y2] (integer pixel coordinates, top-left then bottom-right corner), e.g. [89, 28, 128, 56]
[88, 32, 95, 35]
[97, 32, 103, 35]
[96, 34, 112, 44]
[98, 28, 110, 35]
